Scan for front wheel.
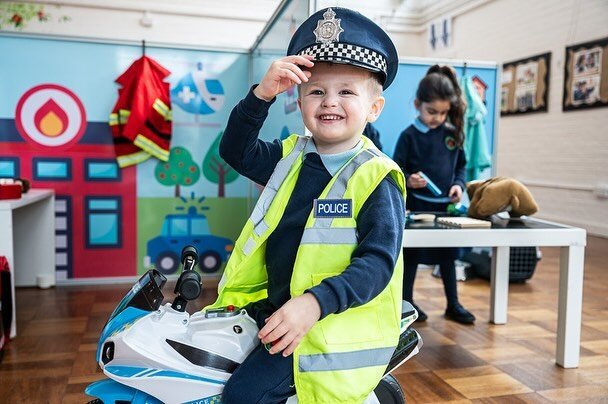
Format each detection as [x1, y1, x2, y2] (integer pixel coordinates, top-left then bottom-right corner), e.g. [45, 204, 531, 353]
[373, 374, 405, 404]
[155, 251, 179, 275]
[199, 251, 222, 273]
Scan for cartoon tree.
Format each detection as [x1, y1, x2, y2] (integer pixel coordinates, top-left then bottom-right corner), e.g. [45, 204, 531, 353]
[202, 131, 239, 197]
[155, 146, 200, 197]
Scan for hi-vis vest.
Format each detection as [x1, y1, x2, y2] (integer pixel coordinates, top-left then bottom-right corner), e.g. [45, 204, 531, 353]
[207, 134, 406, 403]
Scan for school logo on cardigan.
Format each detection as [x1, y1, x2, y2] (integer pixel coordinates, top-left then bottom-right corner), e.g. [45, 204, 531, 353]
[313, 199, 352, 218]
[444, 136, 457, 150]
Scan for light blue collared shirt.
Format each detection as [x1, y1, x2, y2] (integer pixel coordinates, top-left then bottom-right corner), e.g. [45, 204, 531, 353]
[303, 138, 364, 176]
[412, 117, 430, 133]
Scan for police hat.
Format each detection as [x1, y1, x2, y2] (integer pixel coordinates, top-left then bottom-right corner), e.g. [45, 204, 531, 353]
[287, 7, 398, 89]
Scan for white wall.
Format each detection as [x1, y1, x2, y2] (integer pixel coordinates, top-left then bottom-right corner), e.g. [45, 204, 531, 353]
[414, 0, 608, 236]
[1, 0, 280, 50]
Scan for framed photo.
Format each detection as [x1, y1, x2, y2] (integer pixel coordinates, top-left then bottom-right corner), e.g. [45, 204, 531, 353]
[563, 37, 608, 111]
[501, 52, 551, 116]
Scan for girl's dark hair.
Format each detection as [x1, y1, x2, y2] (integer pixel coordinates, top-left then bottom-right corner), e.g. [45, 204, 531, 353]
[416, 64, 466, 146]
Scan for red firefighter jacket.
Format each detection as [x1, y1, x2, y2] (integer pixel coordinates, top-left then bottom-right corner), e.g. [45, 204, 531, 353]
[110, 56, 173, 168]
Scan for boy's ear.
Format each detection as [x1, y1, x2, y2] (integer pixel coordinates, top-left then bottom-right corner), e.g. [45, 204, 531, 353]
[297, 98, 302, 111]
[367, 96, 385, 123]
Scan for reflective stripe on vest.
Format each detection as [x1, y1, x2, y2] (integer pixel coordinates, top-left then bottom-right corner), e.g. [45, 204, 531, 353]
[243, 136, 309, 255]
[299, 148, 376, 245]
[298, 346, 394, 372]
[300, 227, 357, 244]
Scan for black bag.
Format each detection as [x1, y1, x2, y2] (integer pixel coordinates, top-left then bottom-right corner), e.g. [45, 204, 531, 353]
[0, 257, 12, 362]
[462, 247, 541, 283]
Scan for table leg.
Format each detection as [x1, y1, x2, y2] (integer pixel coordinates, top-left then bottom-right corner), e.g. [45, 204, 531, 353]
[556, 245, 585, 368]
[14, 195, 56, 287]
[490, 246, 510, 324]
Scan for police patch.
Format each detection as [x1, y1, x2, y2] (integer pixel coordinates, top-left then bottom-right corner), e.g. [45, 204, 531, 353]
[313, 199, 352, 218]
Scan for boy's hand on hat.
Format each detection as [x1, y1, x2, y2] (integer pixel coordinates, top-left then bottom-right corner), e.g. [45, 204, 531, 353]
[254, 55, 314, 102]
[407, 172, 427, 189]
[258, 293, 321, 357]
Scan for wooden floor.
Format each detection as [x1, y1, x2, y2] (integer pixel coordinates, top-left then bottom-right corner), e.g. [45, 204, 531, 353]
[1, 236, 607, 403]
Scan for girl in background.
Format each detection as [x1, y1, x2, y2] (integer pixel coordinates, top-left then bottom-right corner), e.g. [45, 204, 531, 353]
[393, 65, 475, 324]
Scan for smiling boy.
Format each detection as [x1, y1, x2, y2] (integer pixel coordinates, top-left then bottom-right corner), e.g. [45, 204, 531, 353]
[211, 7, 406, 403]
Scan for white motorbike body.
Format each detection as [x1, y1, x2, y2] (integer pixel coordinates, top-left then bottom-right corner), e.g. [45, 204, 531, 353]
[86, 269, 421, 404]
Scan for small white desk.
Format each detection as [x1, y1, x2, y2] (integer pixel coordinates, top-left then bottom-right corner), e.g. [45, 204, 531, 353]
[403, 216, 586, 368]
[0, 189, 55, 338]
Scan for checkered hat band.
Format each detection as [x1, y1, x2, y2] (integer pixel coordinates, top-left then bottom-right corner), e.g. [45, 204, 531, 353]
[299, 43, 387, 74]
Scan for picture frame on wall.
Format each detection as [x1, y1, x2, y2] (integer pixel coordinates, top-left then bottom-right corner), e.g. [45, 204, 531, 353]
[501, 52, 551, 116]
[563, 37, 608, 111]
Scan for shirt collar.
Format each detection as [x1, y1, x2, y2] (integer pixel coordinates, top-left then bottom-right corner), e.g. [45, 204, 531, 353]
[304, 137, 364, 176]
[413, 117, 430, 133]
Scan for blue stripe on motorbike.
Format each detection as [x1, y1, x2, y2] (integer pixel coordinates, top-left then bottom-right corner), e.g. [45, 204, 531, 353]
[151, 370, 226, 385]
[106, 365, 148, 377]
[97, 307, 150, 362]
[136, 368, 158, 378]
[106, 366, 226, 385]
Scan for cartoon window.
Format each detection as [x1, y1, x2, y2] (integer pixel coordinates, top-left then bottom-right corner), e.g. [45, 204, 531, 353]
[85, 197, 121, 248]
[0, 157, 19, 177]
[170, 218, 188, 237]
[191, 217, 210, 236]
[85, 159, 120, 181]
[33, 158, 71, 181]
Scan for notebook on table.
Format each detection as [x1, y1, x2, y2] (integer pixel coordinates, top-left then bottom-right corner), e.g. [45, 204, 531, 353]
[436, 217, 492, 228]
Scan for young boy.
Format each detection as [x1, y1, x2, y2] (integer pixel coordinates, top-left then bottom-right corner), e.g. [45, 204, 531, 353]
[211, 7, 406, 403]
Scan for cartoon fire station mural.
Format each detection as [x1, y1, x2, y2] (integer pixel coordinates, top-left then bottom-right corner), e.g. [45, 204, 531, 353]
[144, 193, 233, 275]
[1, 37, 266, 281]
[1, 83, 137, 280]
[171, 62, 226, 115]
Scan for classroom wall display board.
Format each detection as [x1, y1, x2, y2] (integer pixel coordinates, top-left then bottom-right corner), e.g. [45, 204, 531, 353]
[374, 59, 498, 180]
[0, 35, 252, 282]
[500, 52, 551, 116]
[563, 36, 608, 112]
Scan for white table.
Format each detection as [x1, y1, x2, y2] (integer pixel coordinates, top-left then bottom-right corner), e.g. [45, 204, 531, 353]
[403, 216, 586, 368]
[0, 189, 55, 338]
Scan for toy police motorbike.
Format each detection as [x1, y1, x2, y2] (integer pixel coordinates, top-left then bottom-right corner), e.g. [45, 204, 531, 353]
[86, 245, 422, 404]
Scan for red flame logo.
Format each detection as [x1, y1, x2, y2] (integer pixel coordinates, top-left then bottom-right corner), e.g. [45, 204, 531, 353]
[34, 99, 69, 137]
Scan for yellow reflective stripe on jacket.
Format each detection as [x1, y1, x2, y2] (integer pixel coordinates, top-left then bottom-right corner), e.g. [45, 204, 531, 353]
[109, 113, 119, 126]
[134, 134, 170, 162]
[118, 109, 130, 124]
[152, 98, 172, 121]
[116, 150, 151, 168]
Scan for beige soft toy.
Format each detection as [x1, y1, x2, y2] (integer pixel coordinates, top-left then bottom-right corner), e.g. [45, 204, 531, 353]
[466, 177, 539, 219]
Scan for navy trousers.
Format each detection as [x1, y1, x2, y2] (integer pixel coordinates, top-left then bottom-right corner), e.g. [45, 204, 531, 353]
[222, 343, 295, 404]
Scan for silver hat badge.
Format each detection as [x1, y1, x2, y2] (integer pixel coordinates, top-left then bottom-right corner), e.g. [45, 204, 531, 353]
[313, 8, 344, 46]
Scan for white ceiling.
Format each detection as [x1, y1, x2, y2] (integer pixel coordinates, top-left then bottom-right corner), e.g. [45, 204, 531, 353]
[6, 0, 481, 49]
